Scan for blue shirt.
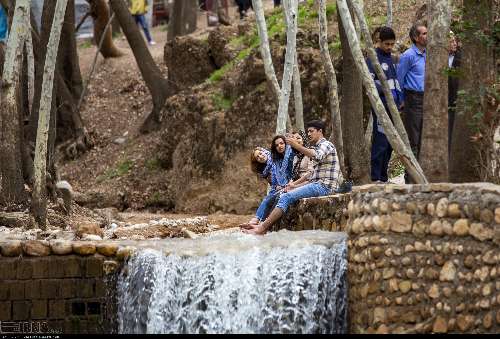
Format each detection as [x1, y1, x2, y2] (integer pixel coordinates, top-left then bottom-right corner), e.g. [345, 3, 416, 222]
[0, 5, 7, 41]
[397, 44, 426, 100]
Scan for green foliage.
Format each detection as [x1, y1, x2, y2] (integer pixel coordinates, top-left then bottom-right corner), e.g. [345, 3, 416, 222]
[388, 158, 405, 179]
[145, 158, 162, 171]
[207, 44, 256, 84]
[325, 3, 337, 18]
[79, 40, 93, 49]
[96, 159, 133, 183]
[212, 92, 235, 111]
[328, 39, 341, 53]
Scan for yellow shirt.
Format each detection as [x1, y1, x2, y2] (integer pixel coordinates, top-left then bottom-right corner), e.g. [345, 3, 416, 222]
[129, 0, 149, 15]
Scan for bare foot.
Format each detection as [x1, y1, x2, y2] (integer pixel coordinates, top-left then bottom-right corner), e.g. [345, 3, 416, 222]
[239, 217, 259, 229]
[242, 223, 267, 235]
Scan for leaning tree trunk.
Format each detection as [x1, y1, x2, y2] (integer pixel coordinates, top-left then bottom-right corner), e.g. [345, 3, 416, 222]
[276, 0, 298, 135]
[419, 0, 450, 182]
[167, 0, 198, 40]
[109, 0, 170, 133]
[449, 0, 495, 182]
[292, 51, 304, 132]
[351, 0, 411, 150]
[337, 0, 427, 184]
[337, 3, 369, 184]
[88, 0, 123, 58]
[0, 0, 31, 205]
[317, 0, 344, 173]
[252, 0, 281, 101]
[386, 0, 392, 27]
[32, 0, 68, 228]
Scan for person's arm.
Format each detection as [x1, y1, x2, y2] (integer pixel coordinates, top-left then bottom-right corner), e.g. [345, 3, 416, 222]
[396, 52, 411, 105]
[285, 136, 315, 159]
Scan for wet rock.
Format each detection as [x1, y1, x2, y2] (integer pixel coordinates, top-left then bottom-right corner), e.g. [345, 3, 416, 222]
[72, 242, 96, 255]
[96, 243, 119, 256]
[453, 219, 469, 236]
[50, 240, 73, 255]
[116, 246, 135, 261]
[103, 260, 119, 274]
[22, 240, 50, 256]
[0, 240, 23, 256]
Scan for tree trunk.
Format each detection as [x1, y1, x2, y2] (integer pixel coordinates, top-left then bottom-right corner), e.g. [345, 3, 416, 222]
[167, 0, 198, 40]
[109, 0, 170, 133]
[292, 51, 304, 132]
[386, 0, 392, 27]
[337, 3, 369, 184]
[276, 0, 298, 135]
[252, 0, 281, 101]
[351, 0, 411, 150]
[449, 0, 495, 182]
[32, 0, 68, 228]
[317, 0, 344, 173]
[337, 0, 427, 184]
[419, 0, 450, 182]
[0, 0, 30, 205]
[88, 0, 123, 58]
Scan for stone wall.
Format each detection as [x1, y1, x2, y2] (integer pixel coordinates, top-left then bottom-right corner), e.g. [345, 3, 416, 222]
[274, 193, 351, 232]
[345, 183, 499, 334]
[0, 241, 123, 334]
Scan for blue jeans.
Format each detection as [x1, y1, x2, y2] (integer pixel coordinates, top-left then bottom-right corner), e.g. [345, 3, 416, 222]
[255, 189, 280, 221]
[371, 113, 392, 182]
[276, 182, 331, 213]
[133, 14, 153, 43]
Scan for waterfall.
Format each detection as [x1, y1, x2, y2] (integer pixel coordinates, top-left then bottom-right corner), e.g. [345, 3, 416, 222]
[117, 230, 348, 334]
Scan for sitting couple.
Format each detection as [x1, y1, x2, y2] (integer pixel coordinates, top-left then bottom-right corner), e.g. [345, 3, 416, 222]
[241, 120, 344, 235]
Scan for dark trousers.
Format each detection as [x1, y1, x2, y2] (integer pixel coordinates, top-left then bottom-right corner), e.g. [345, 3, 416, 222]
[133, 14, 153, 43]
[235, 0, 252, 18]
[371, 112, 392, 182]
[403, 89, 424, 183]
[273, 0, 281, 7]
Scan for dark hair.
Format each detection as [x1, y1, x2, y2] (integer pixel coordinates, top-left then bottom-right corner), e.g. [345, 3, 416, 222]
[306, 120, 326, 133]
[270, 135, 286, 161]
[290, 130, 309, 181]
[409, 22, 426, 44]
[379, 26, 396, 42]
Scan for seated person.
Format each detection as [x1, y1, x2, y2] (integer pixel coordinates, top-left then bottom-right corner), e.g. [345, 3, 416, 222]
[286, 130, 314, 192]
[241, 135, 295, 227]
[242, 120, 343, 235]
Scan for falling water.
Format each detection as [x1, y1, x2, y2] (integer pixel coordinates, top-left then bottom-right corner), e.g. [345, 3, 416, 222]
[117, 230, 348, 334]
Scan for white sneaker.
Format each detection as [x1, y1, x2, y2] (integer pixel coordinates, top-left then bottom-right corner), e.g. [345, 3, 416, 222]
[149, 41, 157, 46]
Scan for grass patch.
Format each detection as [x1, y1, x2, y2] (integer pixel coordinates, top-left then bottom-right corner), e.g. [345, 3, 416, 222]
[79, 40, 93, 49]
[212, 92, 235, 111]
[207, 44, 256, 84]
[96, 159, 133, 183]
[328, 39, 341, 53]
[145, 158, 162, 171]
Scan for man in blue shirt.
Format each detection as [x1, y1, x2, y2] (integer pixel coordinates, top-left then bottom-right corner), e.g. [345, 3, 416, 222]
[366, 26, 403, 183]
[397, 22, 427, 163]
[0, 4, 7, 42]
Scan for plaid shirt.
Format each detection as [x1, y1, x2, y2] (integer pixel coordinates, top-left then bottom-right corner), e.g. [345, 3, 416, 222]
[309, 138, 343, 190]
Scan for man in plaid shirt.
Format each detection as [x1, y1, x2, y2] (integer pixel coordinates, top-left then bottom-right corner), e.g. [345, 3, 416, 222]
[242, 120, 343, 235]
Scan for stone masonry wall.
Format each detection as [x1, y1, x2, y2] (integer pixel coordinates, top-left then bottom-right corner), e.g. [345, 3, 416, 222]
[0, 241, 125, 334]
[274, 193, 351, 232]
[345, 183, 499, 334]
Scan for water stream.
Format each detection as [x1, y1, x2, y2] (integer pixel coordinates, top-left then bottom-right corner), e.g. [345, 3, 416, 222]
[116, 230, 348, 334]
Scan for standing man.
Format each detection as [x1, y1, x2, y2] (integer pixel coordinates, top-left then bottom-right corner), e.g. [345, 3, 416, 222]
[397, 22, 427, 166]
[242, 120, 343, 235]
[366, 26, 403, 183]
[129, 0, 156, 45]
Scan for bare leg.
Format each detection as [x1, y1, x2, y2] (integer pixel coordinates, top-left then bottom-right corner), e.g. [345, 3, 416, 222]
[243, 208, 284, 235]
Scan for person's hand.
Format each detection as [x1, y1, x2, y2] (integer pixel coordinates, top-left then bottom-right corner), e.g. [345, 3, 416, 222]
[285, 136, 299, 149]
[284, 182, 296, 192]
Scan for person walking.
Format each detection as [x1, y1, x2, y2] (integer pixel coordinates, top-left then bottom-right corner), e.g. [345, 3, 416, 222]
[366, 26, 403, 183]
[397, 22, 427, 182]
[129, 0, 156, 45]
